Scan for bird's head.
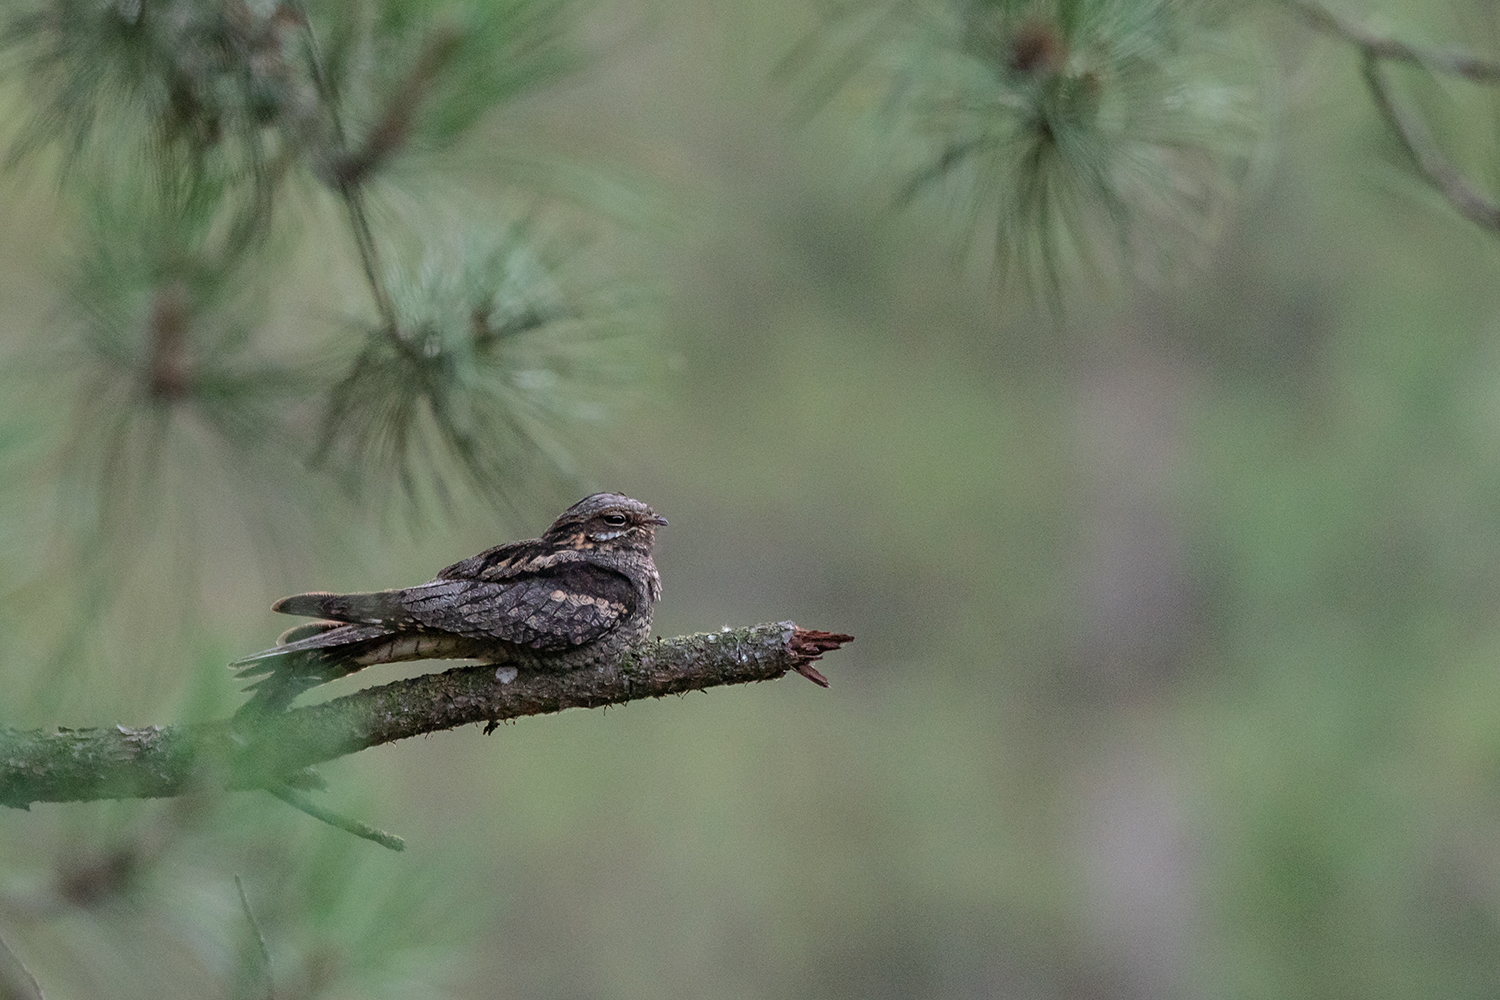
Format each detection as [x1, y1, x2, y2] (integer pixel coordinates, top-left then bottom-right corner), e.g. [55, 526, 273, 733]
[545, 493, 668, 552]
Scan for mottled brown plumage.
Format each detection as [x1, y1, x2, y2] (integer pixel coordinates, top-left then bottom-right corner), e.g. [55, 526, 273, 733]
[234, 493, 666, 713]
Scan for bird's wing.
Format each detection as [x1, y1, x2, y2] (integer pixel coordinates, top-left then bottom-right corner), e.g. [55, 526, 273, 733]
[434, 537, 550, 582]
[271, 562, 636, 651]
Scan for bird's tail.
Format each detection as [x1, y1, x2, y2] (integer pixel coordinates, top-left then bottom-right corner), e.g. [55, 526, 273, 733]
[271, 590, 406, 625]
[231, 620, 390, 717]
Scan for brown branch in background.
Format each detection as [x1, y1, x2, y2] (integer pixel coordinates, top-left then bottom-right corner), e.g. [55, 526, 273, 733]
[338, 187, 400, 334]
[233, 874, 275, 1000]
[0, 931, 44, 1000]
[1286, 0, 1500, 233]
[292, 6, 400, 334]
[267, 784, 405, 851]
[1288, 0, 1500, 81]
[326, 28, 464, 337]
[331, 28, 463, 188]
[0, 624, 851, 811]
[1360, 53, 1500, 231]
[146, 281, 194, 401]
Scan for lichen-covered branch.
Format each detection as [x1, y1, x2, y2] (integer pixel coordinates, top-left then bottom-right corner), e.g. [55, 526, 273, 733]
[0, 623, 851, 810]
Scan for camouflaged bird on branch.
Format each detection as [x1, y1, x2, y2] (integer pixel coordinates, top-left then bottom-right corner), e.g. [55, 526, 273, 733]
[234, 493, 668, 713]
[0, 494, 850, 816]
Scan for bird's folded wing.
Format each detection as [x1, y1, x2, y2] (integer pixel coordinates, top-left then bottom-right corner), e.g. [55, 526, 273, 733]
[268, 564, 636, 651]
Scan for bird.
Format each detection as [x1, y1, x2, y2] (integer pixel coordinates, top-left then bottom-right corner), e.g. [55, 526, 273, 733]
[232, 493, 667, 714]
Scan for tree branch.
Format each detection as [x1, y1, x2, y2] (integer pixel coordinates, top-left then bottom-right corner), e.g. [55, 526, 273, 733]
[0, 624, 851, 810]
[293, 5, 400, 333]
[330, 28, 463, 188]
[233, 874, 274, 1000]
[0, 930, 43, 1000]
[266, 783, 407, 850]
[1287, 0, 1500, 81]
[1358, 52, 1500, 231]
[1286, 0, 1500, 233]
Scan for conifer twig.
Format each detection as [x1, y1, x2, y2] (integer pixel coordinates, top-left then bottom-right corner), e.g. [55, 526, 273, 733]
[233, 875, 275, 1000]
[332, 28, 463, 188]
[266, 785, 406, 852]
[292, 4, 400, 332]
[1287, 0, 1500, 81]
[0, 931, 43, 1000]
[1359, 52, 1500, 231]
[1288, 0, 1500, 232]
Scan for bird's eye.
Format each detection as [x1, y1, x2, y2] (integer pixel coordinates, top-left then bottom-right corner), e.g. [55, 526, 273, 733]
[601, 513, 628, 527]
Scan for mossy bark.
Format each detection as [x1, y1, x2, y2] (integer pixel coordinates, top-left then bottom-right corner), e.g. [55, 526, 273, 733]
[0, 623, 850, 809]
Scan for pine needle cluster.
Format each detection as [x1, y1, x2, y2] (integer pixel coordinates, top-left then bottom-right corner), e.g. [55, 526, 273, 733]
[786, 0, 1267, 306]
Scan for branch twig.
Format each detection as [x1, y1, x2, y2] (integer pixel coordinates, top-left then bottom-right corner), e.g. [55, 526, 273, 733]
[0, 624, 851, 810]
[233, 875, 274, 1000]
[0, 930, 43, 1000]
[1287, 0, 1500, 233]
[267, 785, 405, 852]
[331, 28, 463, 188]
[293, 5, 400, 333]
[1359, 53, 1500, 231]
[1287, 0, 1500, 81]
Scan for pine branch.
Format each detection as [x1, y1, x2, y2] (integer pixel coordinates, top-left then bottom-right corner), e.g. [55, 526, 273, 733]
[293, 7, 400, 334]
[1287, 0, 1500, 232]
[233, 875, 274, 1000]
[0, 624, 851, 810]
[1359, 52, 1500, 231]
[1287, 0, 1500, 81]
[0, 931, 44, 1000]
[331, 27, 464, 188]
[267, 783, 407, 851]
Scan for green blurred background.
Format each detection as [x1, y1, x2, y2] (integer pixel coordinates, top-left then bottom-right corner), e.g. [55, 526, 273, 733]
[7, 1, 1500, 998]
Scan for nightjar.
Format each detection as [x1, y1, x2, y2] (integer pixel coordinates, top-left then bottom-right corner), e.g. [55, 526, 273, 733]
[233, 493, 666, 713]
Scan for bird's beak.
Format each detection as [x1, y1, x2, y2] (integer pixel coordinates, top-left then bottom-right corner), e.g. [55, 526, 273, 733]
[651, 514, 669, 526]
